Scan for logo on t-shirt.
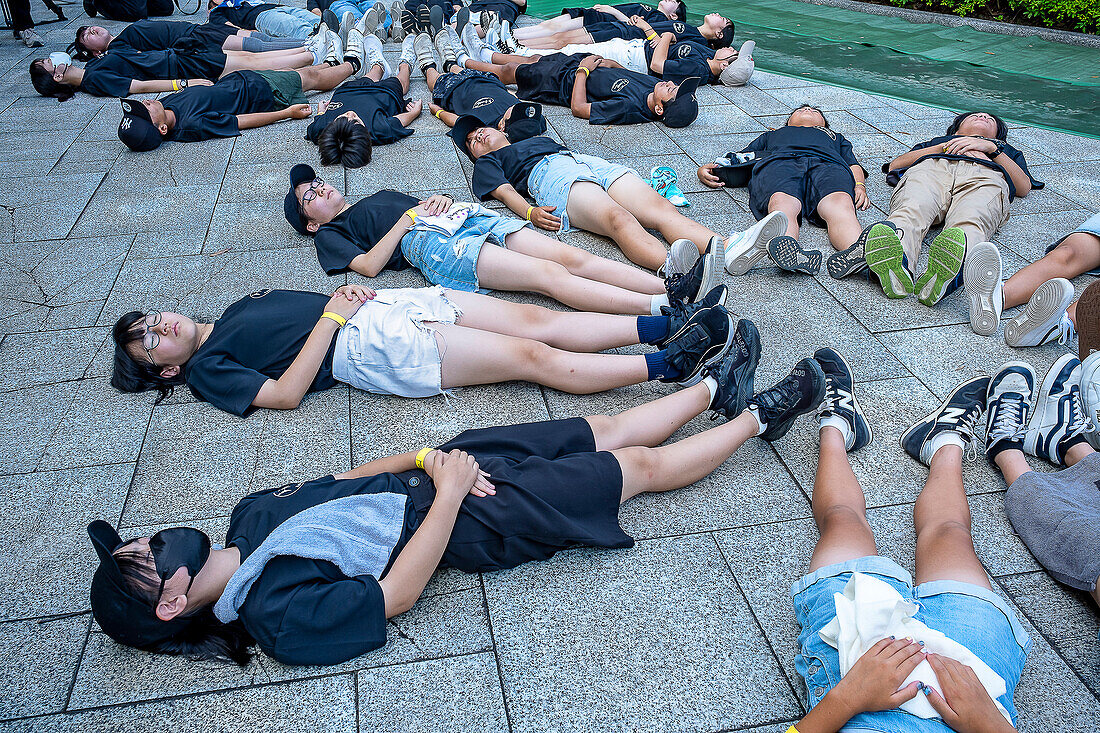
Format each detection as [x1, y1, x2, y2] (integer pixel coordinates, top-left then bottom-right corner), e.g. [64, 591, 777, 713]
[677, 44, 691, 57]
[611, 79, 630, 92]
[640, 4, 652, 10]
[249, 288, 272, 299]
[273, 481, 305, 498]
[473, 97, 494, 109]
[673, 22, 685, 32]
[326, 101, 343, 110]
[814, 125, 838, 141]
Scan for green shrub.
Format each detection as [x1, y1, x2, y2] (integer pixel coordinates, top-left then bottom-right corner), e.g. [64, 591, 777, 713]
[886, 0, 1100, 33]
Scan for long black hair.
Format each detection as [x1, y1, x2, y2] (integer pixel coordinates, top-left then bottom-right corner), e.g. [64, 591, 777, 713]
[69, 26, 97, 62]
[30, 59, 76, 101]
[709, 18, 733, 49]
[111, 311, 187, 404]
[946, 111, 1008, 141]
[671, 0, 687, 20]
[317, 116, 373, 168]
[787, 104, 830, 128]
[115, 549, 254, 666]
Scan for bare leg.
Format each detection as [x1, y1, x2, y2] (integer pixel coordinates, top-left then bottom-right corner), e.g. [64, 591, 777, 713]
[767, 192, 803, 240]
[565, 181, 669, 271]
[366, 62, 385, 82]
[607, 174, 719, 256]
[522, 28, 593, 49]
[815, 191, 863, 251]
[1002, 233, 1100, 310]
[808, 426, 878, 572]
[221, 48, 313, 74]
[395, 59, 412, 93]
[425, 65, 441, 90]
[514, 15, 584, 39]
[297, 61, 355, 91]
[503, 227, 664, 294]
[913, 445, 990, 589]
[585, 382, 711, 451]
[992, 448, 1032, 487]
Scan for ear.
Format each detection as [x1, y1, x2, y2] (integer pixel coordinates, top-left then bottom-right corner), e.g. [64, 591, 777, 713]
[157, 122, 169, 136]
[159, 364, 181, 379]
[53, 68, 65, 82]
[155, 593, 188, 621]
[654, 102, 664, 117]
[307, 220, 320, 233]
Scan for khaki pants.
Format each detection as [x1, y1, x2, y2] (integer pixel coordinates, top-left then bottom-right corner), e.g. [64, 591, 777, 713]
[887, 158, 1010, 274]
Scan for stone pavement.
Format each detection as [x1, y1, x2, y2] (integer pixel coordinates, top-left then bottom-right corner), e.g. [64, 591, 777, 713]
[1, 4, 1099, 731]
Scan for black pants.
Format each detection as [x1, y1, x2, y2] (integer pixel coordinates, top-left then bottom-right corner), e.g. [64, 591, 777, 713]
[10, 0, 33, 34]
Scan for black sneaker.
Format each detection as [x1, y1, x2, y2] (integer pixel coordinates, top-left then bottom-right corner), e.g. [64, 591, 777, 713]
[657, 285, 727, 348]
[429, 3, 445, 37]
[814, 347, 872, 452]
[746, 358, 826, 440]
[708, 319, 762, 421]
[661, 305, 734, 387]
[826, 222, 879, 280]
[323, 8, 341, 34]
[666, 240, 715, 308]
[401, 7, 418, 34]
[767, 235, 821, 275]
[985, 361, 1035, 460]
[416, 3, 432, 33]
[900, 375, 989, 466]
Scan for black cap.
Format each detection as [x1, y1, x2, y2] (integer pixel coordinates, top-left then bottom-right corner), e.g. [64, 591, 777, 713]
[503, 102, 546, 144]
[117, 98, 163, 152]
[660, 76, 702, 128]
[284, 163, 318, 236]
[449, 114, 486, 162]
[88, 520, 194, 648]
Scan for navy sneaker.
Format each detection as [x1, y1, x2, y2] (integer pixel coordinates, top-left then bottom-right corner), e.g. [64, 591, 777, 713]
[708, 319, 762, 421]
[826, 222, 875, 280]
[658, 285, 728, 348]
[746, 357, 826, 441]
[985, 361, 1035, 459]
[661, 305, 734, 387]
[900, 375, 989, 466]
[1024, 354, 1093, 466]
[767, 235, 821, 275]
[666, 240, 715, 309]
[814, 347, 872, 452]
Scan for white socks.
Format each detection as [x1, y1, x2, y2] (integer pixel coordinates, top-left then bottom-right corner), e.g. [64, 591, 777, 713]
[702, 375, 718, 407]
[650, 294, 669, 315]
[747, 406, 766, 436]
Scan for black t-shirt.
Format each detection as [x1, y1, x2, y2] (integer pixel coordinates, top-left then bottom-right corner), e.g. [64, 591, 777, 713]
[81, 50, 175, 97]
[565, 3, 667, 24]
[313, 190, 420, 275]
[305, 78, 413, 147]
[469, 0, 523, 23]
[652, 19, 705, 44]
[208, 1, 279, 29]
[741, 125, 865, 175]
[228, 473, 419, 666]
[163, 70, 275, 143]
[437, 72, 515, 126]
[91, 0, 172, 21]
[184, 289, 340, 417]
[471, 135, 566, 200]
[516, 52, 655, 124]
[645, 40, 713, 83]
[110, 19, 196, 51]
[884, 135, 1038, 201]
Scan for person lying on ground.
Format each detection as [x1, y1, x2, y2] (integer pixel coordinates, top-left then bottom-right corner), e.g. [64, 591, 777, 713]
[700, 104, 869, 277]
[210, 0, 328, 40]
[513, 1, 686, 43]
[70, 19, 312, 59]
[285, 163, 714, 314]
[827, 111, 1043, 309]
[83, 0, 172, 22]
[500, 11, 732, 53]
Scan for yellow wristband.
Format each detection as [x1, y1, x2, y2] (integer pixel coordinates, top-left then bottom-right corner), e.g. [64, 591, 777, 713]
[645, 31, 656, 39]
[785, 727, 801, 733]
[172, 79, 180, 91]
[433, 109, 442, 119]
[854, 181, 865, 186]
[320, 311, 346, 327]
[525, 205, 534, 221]
[415, 447, 433, 470]
[405, 208, 418, 222]
[577, 66, 590, 76]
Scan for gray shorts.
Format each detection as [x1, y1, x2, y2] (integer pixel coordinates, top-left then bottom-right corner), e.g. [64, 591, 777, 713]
[1005, 451, 1100, 590]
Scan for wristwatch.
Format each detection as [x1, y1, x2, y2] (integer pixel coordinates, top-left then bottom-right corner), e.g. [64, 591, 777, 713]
[179, 78, 189, 88]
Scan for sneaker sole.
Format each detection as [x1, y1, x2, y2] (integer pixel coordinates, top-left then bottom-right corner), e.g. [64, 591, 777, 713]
[963, 242, 1002, 336]
[1005, 278, 1074, 347]
[724, 212, 786, 276]
[677, 312, 736, 387]
[1077, 280, 1100, 361]
[865, 224, 912, 299]
[391, 2, 406, 39]
[826, 241, 867, 279]
[695, 251, 717, 302]
[915, 231, 965, 306]
[1024, 352, 1078, 457]
[767, 237, 821, 275]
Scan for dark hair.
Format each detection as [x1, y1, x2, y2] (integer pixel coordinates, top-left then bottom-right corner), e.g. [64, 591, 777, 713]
[671, 0, 687, 20]
[317, 116, 373, 168]
[946, 111, 1008, 141]
[787, 104, 830, 128]
[111, 311, 187, 404]
[709, 18, 733, 49]
[115, 549, 254, 666]
[70, 26, 96, 62]
[30, 59, 76, 101]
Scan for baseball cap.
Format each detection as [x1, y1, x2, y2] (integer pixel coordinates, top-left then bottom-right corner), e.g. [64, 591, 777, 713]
[503, 102, 546, 144]
[449, 114, 486, 161]
[660, 76, 702, 128]
[720, 41, 755, 87]
[284, 163, 319, 236]
[117, 98, 164, 152]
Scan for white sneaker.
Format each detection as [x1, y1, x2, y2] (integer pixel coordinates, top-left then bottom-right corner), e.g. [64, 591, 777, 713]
[1080, 350, 1100, 449]
[963, 241, 1003, 337]
[362, 32, 390, 78]
[724, 211, 788, 276]
[1004, 277, 1075, 347]
[325, 28, 343, 65]
[340, 10, 356, 50]
[307, 26, 330, 65]
[398, 34, 416, 70]
[461, 19, 482, 58]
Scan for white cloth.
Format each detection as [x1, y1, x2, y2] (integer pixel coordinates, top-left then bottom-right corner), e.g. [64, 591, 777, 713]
[529, 38, 648, 74]
[412, 201, 478, 236]
[820, 572, 1012, 724]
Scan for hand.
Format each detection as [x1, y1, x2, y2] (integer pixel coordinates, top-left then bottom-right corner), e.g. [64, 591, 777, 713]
[428, 102, 443, 116]
[407, 99, 423, 116]
[648, 31, 671, 48]
[697, 163, 724, 188]
[188, 78, 214, 87]
[593, 3, 613, 11]
[924, 653, 1012, 733]
[318, 100, 331, 115]
[831, 638, 925, 715]
[417, 194, 453, 216]
[288, 103, 312, 120]
[853, 184, 869, 210]
[628, 14, 650, 30]
[326, 284, 376, 319]
[432, 449, 483, 502]
[423, 449, 496, 497]
[528, 205, 561, 230]
[579, 54, 602, 71]
[942, 136, 998, 156]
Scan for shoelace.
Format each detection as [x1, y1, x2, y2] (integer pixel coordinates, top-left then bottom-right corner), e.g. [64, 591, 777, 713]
[957, 404, 984, 461]
[816, 373, 839, 417]
[1064, 384, 1095, 440]
[988, 393, 1027, 445]
[1057, 315, 1077, 346]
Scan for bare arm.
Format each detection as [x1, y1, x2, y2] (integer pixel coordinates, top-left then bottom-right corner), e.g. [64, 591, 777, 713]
[237, 104, 311, 130]
[886, 143, 950, 172]
[336, 450, 418, 479]
[993, 151, 1031, 197]
[429, 103, 458, 127]
[396, 99, 423, 127]
[570, 69, 592, 119]
[348, 214, 415, 278]
[647, 33, 675, 73]
[129, 78, 212, 93]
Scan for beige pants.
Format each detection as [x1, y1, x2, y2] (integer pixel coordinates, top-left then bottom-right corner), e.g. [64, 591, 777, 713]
[887, 158, 1010, 273]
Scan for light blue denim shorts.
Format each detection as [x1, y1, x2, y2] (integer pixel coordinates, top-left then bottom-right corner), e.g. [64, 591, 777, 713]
[527, 152, 635, 232]
[791, 556, 1030, 732]
[401, 208, 529, 292]
[1045, 211, 1100, 276]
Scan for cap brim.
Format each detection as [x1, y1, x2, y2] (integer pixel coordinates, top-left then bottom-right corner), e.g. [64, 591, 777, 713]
[88, 520, 124, 567]
[449, 115, 483, 161]
[289, 163, 318, 190]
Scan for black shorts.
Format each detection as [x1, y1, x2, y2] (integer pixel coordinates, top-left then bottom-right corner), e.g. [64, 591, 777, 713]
[470, 0, 522, 23]
[586, 21, 644, 42]
[748, 156, 855, 227]
[514, 52, 582, 105]
[403, 417, 629, 573]
[173, 45, 228, 80]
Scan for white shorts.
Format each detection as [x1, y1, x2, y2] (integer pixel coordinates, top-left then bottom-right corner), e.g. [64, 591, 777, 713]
[547, 39, 647, 74]
[332, 286, 461, 397]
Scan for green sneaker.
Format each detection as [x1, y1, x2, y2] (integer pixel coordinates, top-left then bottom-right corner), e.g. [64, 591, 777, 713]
[864, 222, 912, 299]
[914, 227, 966, 306]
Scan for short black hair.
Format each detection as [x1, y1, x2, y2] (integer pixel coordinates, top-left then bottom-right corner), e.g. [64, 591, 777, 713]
[788, 104, 830, 128]
[30, 59, 76, 101]
[111, 311, 186, 404]
[70, 26, 96, 61]
[670, 0, 687, 20]
[709, 18, 733, 49]
[317, 116, 373, 168]
[946, 111, 1008, 141]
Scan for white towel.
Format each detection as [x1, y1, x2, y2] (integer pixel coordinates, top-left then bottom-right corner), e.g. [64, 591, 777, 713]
[411, 202, 478, 236]
[819, 572, 1012, 724]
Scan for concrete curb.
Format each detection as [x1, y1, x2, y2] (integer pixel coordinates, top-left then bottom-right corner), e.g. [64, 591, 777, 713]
[783, 0, 1100, 48]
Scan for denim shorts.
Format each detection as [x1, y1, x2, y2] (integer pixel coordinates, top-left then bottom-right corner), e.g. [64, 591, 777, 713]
[527, 152, 636, 232]
[1045, 211, 1100, 276]
[791, 556, 1030, 732]
[401, 208, 529, 292]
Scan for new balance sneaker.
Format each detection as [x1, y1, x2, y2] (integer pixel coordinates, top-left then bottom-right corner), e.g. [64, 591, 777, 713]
[398, 34, 416, 70]
[650, 165, 688, 207]
[658, 285, 728, 348]
[661, 305, 735, 386]
[356, 6, 380, 36]
[865, 221, 913, 299]
[665, 240, 715, 309]
[745, 357, 826, 441]
[985, 362, 1035, 459]
[460, 19, 482, 58]
[826, 221, 878, 280]
[390, 1, 407, 40]
[814, 347, 871, 452]
[767, 235, 821, 275]
[900, 375, 989, 466]
[1004, 277, 1075, 347]
[417, 4, 433, 34]
[434, 28, 458, 66]
[361, 32, 389, 78]
[661, 237, 698, 280]
[413, 32, 438, 72]
[724, 211, 788, 276]
[401, 7, 418, 35]
[708, 319, 762, 421]
[963, 241, 1003, 336]
[1079, 350, 1100, 449]
[914, 227, 966, 306]
[480, 9, 498, 33]
[1024, 353, 1093, 465]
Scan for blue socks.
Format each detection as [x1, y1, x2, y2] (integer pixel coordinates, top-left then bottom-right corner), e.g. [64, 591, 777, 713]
[637, 315, 670, 345]
[645, 350, 676, 380]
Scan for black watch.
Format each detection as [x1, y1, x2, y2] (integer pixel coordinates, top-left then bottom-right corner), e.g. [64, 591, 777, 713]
[179, 78, 188, 88]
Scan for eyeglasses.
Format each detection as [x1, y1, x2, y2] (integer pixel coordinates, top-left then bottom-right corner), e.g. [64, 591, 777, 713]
[140, 312, 161, 365]
[298, 177, 324, 215]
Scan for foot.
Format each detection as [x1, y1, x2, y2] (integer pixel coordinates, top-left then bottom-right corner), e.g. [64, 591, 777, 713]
[724, 211, 787, 276]
[1080, 351, 1100, 449]
[434, 28, 457, 66]
[766, 235, 821, 275]
[324, 28, 343, 65]
[826, 222, 873, 280]
[963, 241, 1003, 336]
[390, 1, 406, 40]
[707, 319, 762, 421]
[307, 28, 330, 65]
[454, 6, 470, 29]
[497, 19, 519, 53]
[1024, 353, 1092, 466]
[322, 9, 341, 34]
[417, 3, 433, 34]
[402, 7, 418, 35]
[480, 9, 497, 33]
[864, 221, 913, 299]
[814, 347, 871, 452]
[1004, 277, 1075, 347]
[340, 10, 356, 49]
[666, 239, 716, 308]
[985, 361, 1035, 459]
[900, 374, 988, 466]
[19, 28, 44, 48]
[429, 4, 445, 37]
[460, 17, 482, 57]
[413, 32, 439, 73]
[358, 7, 380, 36]
[361, 32, 389, 79]
[661, 237, 698, 280]
[745, 358, 826, 441]
[399, 34, 417, 69]
[914, 227, 966, 306]
[661, 305, 735, 387]
[658, 284, 728, 348]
